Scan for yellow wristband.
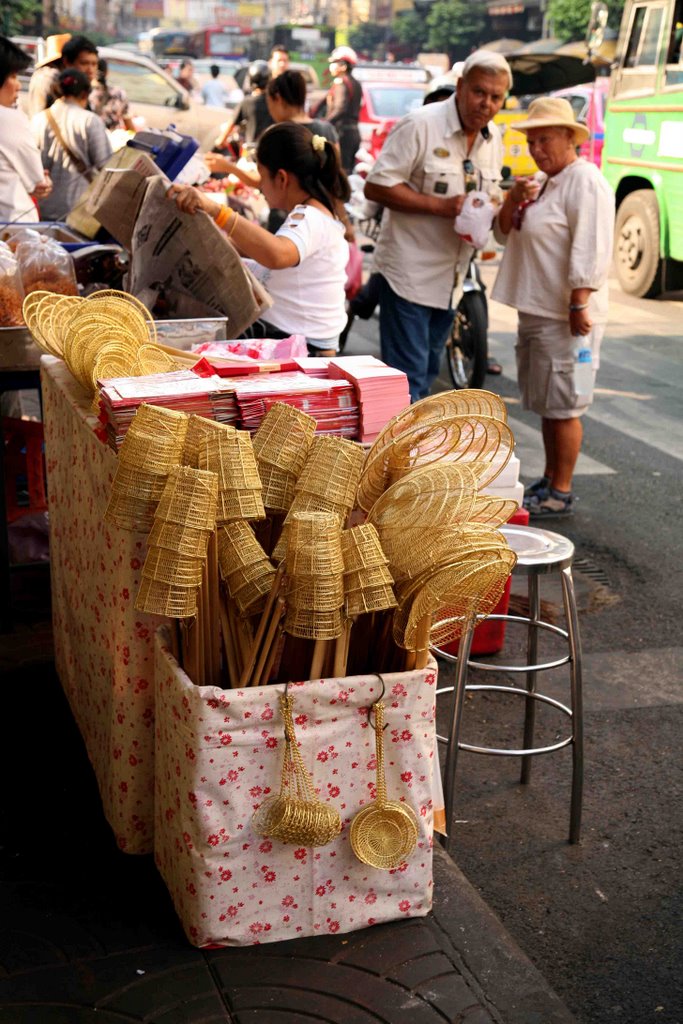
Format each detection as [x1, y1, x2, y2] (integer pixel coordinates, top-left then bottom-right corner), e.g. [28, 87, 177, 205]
[227, 209, 239, 239]
[213, 205, 230, 230]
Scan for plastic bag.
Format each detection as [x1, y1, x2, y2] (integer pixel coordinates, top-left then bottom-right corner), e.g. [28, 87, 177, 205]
[0, 242, 26, 326]
[454, 191, 496, 250]
[16, 236, 78, 296]
[1, 227, 42, 253]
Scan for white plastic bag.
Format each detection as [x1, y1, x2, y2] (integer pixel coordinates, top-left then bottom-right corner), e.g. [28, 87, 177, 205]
[454, 190, 495, 250]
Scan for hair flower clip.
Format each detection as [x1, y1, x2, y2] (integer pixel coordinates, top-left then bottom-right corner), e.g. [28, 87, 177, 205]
[312, 134, 326, 154]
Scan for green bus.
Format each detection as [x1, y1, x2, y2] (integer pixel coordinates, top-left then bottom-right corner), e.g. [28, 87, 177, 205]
[603, 0, 683, 296]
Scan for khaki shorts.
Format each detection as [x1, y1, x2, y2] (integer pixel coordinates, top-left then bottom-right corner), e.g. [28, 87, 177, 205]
[516, 313, 604, 420]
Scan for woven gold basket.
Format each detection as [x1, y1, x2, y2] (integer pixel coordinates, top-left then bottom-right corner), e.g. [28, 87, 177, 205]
[284, 605, 344, 641]
[341, 523, 389, 573]
[286, 575, 345, 612]
[253, 401, 317, 476]
[183, 416, 237, 469]
[134, 576, 198, 617]
[198, 431, 264, 523]
[257, 463, 299, 515]
[252, 691, 341, 847]
[295, 436, 366, 508]
[154, 466, 219, 531]
[141, 547, 205, 587]
[350, 701, 418, 869]
[284, 512, 345, 577]
[147, 519, 212, 559]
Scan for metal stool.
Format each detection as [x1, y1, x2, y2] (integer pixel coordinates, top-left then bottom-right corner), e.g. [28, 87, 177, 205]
[434, 524, 584, 850]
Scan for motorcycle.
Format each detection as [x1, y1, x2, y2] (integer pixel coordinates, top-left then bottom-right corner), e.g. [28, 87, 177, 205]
[444, 256, 489, 390]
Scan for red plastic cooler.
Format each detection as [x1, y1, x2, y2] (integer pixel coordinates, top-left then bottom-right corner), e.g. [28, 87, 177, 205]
[443, 506, 529, 657]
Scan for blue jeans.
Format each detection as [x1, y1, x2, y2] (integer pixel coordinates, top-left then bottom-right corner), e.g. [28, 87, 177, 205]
[377, 275, 454, 402]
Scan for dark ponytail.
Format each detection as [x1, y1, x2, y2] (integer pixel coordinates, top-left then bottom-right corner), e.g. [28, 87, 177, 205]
[57, 67, 91, 99]
[256, 122, 350, 215]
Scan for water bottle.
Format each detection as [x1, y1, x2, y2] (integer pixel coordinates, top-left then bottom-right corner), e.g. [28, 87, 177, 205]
[573, 332, 594, 401]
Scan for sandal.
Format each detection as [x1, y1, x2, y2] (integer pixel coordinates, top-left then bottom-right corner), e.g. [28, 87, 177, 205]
[523, 476, 550, 499]
[486, 357, 503, 375]
[526, 489, 575, 518]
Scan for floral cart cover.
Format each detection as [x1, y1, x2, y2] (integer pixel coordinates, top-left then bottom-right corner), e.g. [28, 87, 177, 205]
[42, 355, 166, 854]
[154, 627, 438, 946]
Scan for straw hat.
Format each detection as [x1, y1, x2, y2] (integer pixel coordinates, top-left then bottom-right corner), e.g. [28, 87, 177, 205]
[34, 34, 72, 68]
[513, 97, 590, 143]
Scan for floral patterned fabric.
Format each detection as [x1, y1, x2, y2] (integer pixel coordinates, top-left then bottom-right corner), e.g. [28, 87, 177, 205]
[154, 627, 437, 947]
[42, 356, 166, 854]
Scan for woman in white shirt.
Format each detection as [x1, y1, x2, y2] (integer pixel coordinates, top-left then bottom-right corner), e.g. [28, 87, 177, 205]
[493, 97, 615, 518]
[32, 68, 112, 222]
[170, 121, 350, 355]
[0, 36, 52, 224]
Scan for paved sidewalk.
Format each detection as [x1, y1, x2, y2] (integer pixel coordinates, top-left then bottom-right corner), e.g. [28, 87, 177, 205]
[0, 646, 575, 1024]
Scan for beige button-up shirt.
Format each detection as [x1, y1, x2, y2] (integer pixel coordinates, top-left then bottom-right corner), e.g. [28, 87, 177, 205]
[366, 97, 504, 310]
[492, 159, 615, 323]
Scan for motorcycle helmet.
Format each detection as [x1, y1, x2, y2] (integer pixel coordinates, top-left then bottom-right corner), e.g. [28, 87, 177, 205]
[248, 59, 270, 89]
[329, 45, 358, 67]
[423, 75, 457, 105]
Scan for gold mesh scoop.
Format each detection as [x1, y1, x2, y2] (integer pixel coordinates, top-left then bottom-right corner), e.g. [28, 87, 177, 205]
[252, 691, 342, 848]
[350, 701, 418, 870]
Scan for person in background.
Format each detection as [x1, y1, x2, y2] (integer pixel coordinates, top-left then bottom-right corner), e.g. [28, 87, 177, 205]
[325, 46, 362, 173]
[269, 45, 290, 78]
[175, 60, 197, 94]
[90, 57, 134, 131]
[201, 64, 230, 108]
[364, 49, 509, 402]
[32, 68, 112, 222]
[27, 32, 70, 117]
[0, 36, 51, 223]
[206, 70, 338, 185]
[213, 59, 272, 151]
[170, 122, 350, 356]
[492, 97, 615, 518]
[29, 34, 98, 117]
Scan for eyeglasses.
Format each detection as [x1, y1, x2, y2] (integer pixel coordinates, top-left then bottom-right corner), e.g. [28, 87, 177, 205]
[463, 159, 479, 194]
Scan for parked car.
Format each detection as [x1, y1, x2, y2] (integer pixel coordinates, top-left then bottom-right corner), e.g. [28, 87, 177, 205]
[16, 43, 233, 150]
[552, 79, 609, 168]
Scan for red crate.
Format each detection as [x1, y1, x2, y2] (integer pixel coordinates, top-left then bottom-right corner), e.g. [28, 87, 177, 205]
[3, 417, 48, 524]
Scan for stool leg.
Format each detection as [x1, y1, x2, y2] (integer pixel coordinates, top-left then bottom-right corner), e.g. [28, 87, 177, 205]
[561, 566, 584, 844]
[441, 621, 476, 854]
[520, 573, 540, 785]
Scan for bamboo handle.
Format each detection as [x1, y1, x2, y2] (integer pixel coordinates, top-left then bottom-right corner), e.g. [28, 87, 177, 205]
[414, 614, 432, 670]
[310, 637, 328, 680]
[251, 597, 285, 686]
[219, 598, 239, 688]
[238, 566, 284, 688]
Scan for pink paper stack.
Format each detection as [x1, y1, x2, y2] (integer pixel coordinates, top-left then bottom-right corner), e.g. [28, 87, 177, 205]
[328, 356, 411, 443]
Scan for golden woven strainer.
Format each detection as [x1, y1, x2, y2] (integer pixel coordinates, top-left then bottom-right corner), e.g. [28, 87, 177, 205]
[252, 691, 341, 847]
[350, 701, 418, 870]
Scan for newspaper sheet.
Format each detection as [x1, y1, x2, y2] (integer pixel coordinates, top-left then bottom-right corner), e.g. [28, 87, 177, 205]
[127, 176, 272, 338]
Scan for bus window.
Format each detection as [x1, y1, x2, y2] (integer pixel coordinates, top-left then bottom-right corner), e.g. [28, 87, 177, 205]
[665, 0, 683, 84]
[639, 6, 665, 63]
[616, 3, 666, 93]
[624, 6, 647, 65]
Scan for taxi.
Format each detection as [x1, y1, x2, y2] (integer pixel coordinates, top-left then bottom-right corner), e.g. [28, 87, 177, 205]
[353, 63, 430, 147]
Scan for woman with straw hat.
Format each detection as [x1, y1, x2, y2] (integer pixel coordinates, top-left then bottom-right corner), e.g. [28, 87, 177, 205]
[492, 96, 614, 518]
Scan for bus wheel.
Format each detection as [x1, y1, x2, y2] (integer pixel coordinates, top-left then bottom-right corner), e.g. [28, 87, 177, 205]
[615, 190, 662, 298]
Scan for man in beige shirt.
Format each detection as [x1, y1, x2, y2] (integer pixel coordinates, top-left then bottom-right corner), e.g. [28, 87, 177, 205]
[365, 50, 509, 401]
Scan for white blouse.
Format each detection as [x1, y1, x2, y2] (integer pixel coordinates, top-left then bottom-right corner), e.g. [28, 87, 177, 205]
[492, 159, 615, 323]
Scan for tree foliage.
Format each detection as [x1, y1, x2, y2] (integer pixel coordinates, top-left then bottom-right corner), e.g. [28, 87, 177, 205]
[393, 11, 429, 52]
[425, 0, 486, 59]
[0, 0, 39, 34]
[548, 0, 626, 43]
[348, 22, 387, 55]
